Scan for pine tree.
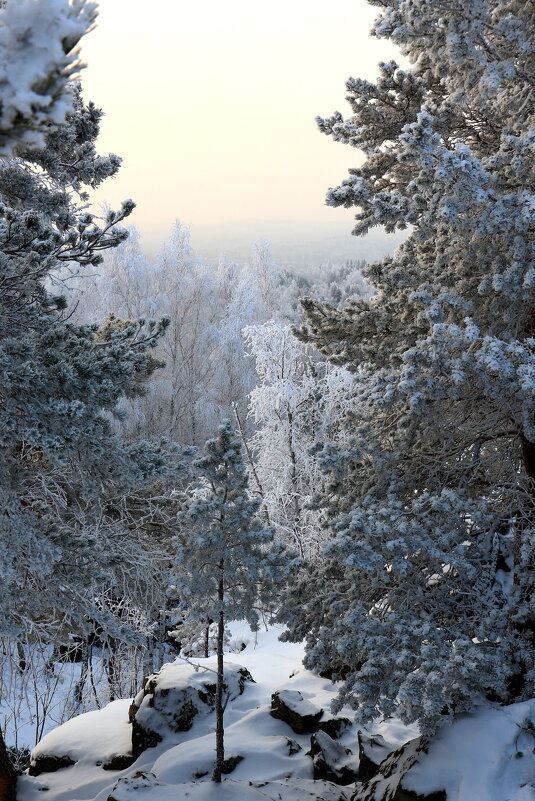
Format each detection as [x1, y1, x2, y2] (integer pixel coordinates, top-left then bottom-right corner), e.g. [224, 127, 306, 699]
[171, 421, 290, 782]
[0, 6, 175, 796]
[283, 0, 535, 733]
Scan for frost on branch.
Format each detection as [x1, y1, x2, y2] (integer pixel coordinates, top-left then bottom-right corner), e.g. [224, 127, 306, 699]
[0, 0, 97, 152]
[284, 0, 535, 733]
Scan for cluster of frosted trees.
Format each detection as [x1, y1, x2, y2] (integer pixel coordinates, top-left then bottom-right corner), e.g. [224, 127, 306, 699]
[0, 3, 364, 772]
[1, 0, 533, 795]
[66, 222, 364, 450]
[57, 220, 365, 563]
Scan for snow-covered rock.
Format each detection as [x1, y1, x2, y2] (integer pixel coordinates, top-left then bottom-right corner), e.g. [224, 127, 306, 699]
[270, 689, 324, 733]
[129, 662, 254, 758]
[29, 699, 133, 777]
[357, 732, 392, 783]
[309, 729, 358, 785]
[353, 699, 535, 801]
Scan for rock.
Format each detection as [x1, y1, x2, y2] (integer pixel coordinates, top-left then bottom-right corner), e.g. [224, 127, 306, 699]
[319, 664, 352, 681]
[270, 690, 323, 734]
[221, 754, 244, 774]
[319, 717, 352, 740]
[285, 737, 302, 756]
[357, 731, 392, 782]
[309, 730, 358, 786]
[391, 790, 447, 801]
[28, 754, 76, 777]
[102, 754, 137, 771]
[129, 662, 254, 758]
[352, 737, 446, 801]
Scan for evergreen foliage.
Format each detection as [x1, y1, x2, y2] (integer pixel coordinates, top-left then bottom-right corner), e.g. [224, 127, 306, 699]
[283, 0, 535, 733]
[0, 0, 97, 153]
[0, 71, 172, 642]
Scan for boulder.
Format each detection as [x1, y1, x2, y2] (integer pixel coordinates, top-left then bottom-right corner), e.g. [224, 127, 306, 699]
[285, 737, 302, 756]
[129, 662, 253, 758]
[309, 730, 358, 786]
[102, 754, 137, 771]
[319, 717, 352, 740]
[270, 690, 323, 734]
[28, 754, 76, 777]
[352, 737, 446, 801]
[357, 731, 391, 782]
[221, 754, 244, 774]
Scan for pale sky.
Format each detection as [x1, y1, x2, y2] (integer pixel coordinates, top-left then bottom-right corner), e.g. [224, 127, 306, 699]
[81, 1, 402, 264]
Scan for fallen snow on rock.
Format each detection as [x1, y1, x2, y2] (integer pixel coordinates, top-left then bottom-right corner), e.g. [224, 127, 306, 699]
[30, 699, 132, 769]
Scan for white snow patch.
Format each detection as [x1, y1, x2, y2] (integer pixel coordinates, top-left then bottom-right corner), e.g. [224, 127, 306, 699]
[403, 700, 535, 801]
[30, 699, 132, 765]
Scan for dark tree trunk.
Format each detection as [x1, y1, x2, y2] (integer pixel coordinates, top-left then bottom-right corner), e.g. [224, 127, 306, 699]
[521, 434, 535, 482]
[211, 573, 225, 783]
[0, 727, 16, 801]
[203, 617, 213, 659]
[506, 434, 535, 700]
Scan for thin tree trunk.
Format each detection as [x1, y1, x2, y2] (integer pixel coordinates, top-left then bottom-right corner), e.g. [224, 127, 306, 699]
[211, 573, 225, 783]
[0, 727, 16, 801]
[286, 406, 304, 558]
[506, 433, 535, 700]
[203, 618, 213, 659]
[74, 640, 89, 709]
[106, 638, 119, 702]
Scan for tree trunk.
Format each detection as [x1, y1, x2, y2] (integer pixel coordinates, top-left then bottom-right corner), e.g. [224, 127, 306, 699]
[521, 433, 535, 482]
[203, 618, 213, 659]
[506, 433, 535, 700]
[0, 727, 16, 801]
[211, 575, 225, 783]
[74, 639, 89, 709]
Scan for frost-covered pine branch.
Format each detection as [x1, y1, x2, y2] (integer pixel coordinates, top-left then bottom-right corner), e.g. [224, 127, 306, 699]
[0, 0, 97, 153]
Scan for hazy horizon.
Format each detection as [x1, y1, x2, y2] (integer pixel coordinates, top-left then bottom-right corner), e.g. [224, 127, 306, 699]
[139, 219, 407, 272]
[79, 0, 403, 266]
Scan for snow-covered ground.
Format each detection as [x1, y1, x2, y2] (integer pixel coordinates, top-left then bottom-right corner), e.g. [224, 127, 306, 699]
[17, 624, 535, 801]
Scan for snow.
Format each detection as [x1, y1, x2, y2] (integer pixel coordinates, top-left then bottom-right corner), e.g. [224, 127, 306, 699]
[30, 699, 132, 765]
[18, 625, 375, 801]
[17, 624, 534, 801]
[403, 700, 535, 801]
[106, 775, 350, 801]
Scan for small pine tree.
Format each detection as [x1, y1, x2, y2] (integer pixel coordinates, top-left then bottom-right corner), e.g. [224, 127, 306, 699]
[171, 421, 290, 783]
